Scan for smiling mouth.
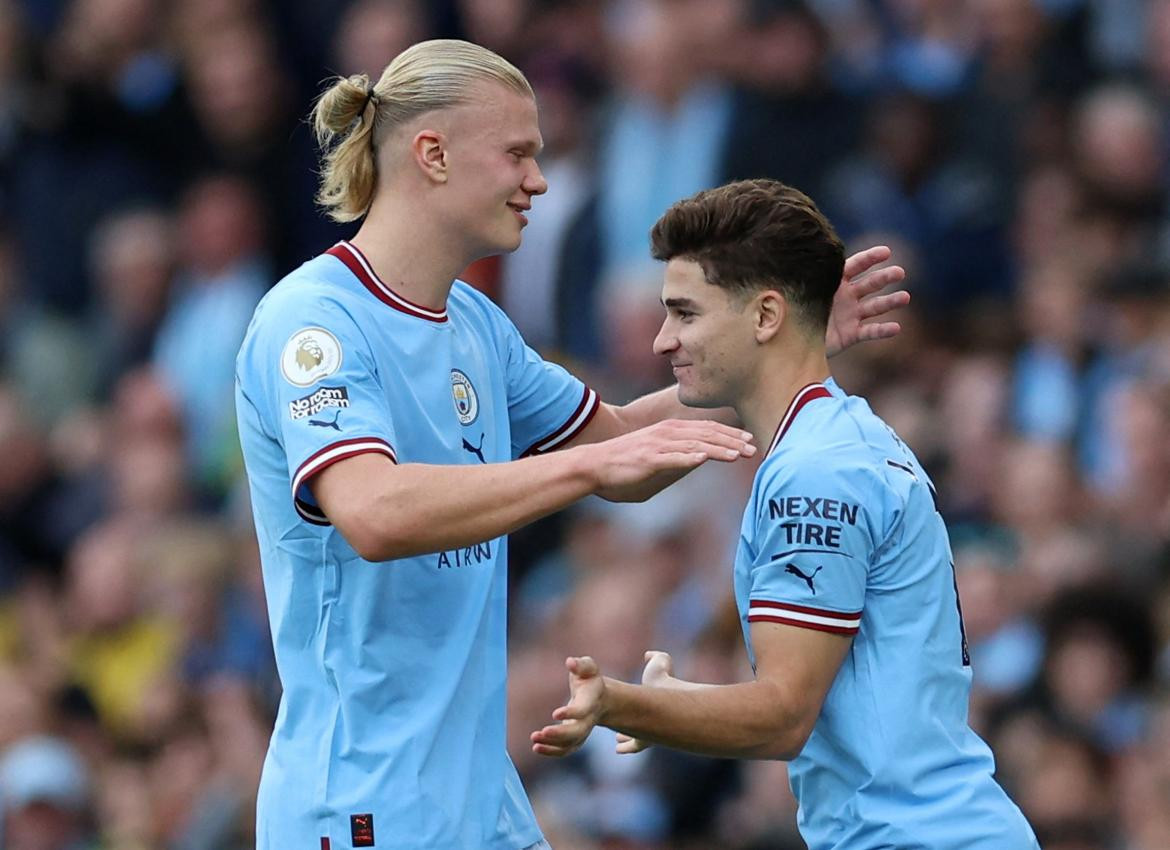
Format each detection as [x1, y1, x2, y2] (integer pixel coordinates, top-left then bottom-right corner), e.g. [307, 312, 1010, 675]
[507, 203, 529, 225]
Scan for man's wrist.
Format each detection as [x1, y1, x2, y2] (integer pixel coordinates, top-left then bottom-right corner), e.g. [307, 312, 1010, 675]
[597, 676, 619, 726]
[561, 443, 602, 495]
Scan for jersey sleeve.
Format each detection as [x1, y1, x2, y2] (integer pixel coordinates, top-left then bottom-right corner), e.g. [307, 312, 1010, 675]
[746, 457, 880, 636]
[487, 303, 599, 458]
[241, 295, 398, 526]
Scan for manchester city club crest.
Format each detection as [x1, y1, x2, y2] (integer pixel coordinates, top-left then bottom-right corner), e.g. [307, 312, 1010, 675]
[450, 369, 479, 425]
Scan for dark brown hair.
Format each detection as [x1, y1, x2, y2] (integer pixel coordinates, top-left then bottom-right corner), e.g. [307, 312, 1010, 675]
[650, 179, 844, 330]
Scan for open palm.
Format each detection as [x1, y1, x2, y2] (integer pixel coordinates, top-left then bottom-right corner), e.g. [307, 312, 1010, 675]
[825, 246, 909, 358]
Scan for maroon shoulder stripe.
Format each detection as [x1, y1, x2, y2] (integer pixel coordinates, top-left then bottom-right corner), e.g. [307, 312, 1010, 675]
[749, 599, 861, 617]
[747, 614, 859, 636]
[520, 386, 600, 457]
[747, 599, 861, 635]
[291, 437, 397, 525]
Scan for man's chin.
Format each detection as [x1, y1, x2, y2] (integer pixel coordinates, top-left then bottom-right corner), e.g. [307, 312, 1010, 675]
[676, 386, 721, 409]
[481, 225, 524, 256]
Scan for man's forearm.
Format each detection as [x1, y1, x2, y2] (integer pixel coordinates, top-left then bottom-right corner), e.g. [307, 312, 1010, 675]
[600, 677, 804, 761]
[564, 395, 750, 502]
[324, 448, 599, 561]
[614, 386, 739, 433]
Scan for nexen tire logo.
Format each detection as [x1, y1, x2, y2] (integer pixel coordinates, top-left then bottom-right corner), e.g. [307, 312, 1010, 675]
[289, 386, 350, 420]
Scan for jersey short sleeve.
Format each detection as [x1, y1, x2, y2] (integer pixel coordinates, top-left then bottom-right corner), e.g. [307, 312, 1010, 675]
[475, 296, 598, 457]
[746, 457, 880, 636]
[238, 294, 398, 525]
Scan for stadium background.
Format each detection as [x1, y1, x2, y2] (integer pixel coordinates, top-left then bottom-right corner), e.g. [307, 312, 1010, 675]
[0, 0, 1167, 847]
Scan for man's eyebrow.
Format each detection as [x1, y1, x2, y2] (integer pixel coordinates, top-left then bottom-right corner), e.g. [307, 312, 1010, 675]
[508, 138, 544, 155]
[663, 297, 698, 309]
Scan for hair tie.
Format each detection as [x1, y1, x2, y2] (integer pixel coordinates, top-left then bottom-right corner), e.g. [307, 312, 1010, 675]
[360, 86, 378, 121]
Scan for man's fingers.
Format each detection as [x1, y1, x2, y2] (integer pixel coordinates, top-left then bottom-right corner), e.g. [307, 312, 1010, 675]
[534, 745, 572, 757]
[665, 420, 752, 441]
[663, 438, 754, 464]
[552, 702, 588, 722]
[660, 421, 754, 446]
[655, 451, 711, 470]
[615, 732, 647, 755]
[850, 265, 906, 297]
[533, 722, 582, 743]
[662, 423, 755, 457]
[641, 651, 674, 685]
[531, 723, 588, 754]
[681, 433, 757, 457]
[842, 245, 891, 279]
[857, 321, 901, 341]
[566, 655, 599, 677]
[531, 741, 574, 758]
[857, 290, 911, 320]
[625, 421, 757, 468]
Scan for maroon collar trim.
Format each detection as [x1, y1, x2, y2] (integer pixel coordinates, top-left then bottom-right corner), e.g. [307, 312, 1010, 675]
[766, 383, 832, 458]
[326, 241, 449, 323]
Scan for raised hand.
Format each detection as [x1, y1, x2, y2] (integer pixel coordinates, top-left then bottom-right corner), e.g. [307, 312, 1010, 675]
[531, 656, 606, 758]
[825, 245, 909, 358]
[589, 420, 755, 502]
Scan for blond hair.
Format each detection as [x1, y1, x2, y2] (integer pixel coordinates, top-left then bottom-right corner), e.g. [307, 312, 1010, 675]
[311, 39, 533, 223]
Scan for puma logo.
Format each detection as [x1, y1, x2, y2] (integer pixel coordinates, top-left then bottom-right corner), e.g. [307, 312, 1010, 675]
[785, 564, 822, 593]
[462, 433, 486, 464]
[309, 409, 342, 431]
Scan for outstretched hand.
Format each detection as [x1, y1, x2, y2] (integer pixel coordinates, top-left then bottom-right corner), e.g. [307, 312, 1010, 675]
[825, 246, 909, 358]
[591, 420, 755, 502]
[531, 656, 606, 758]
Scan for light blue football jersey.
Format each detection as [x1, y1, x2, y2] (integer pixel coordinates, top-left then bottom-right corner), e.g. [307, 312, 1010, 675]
[235, 241, 599, 850]
[734, 379, 1038, 850]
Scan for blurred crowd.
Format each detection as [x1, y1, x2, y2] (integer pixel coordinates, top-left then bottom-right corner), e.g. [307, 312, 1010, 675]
[0, 0, 1167, 848]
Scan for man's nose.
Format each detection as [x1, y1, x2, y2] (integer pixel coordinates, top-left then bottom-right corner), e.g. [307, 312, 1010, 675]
[525, 161, 548, 196]
[652, 321, 676, 356]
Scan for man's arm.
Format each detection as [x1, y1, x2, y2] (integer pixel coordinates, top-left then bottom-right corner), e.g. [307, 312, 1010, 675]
[530, 620, 852, 761]
[570, 245, 908, 447]
[311, 419, 755, 561]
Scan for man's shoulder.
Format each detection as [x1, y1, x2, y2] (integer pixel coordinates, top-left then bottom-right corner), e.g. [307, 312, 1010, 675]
[237, 255, 371, 383]
[449, 279, 512, 326]
[764, 395, 873, 472]
[248, 256, 366, 336]
[757, 405, 894, 507]
[758, 441, 879, 497]
[268, 252, 357, 306]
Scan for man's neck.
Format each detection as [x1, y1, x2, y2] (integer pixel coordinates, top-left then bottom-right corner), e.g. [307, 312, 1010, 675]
[736, 345, 831, 457]
[349, 197, 476, 311]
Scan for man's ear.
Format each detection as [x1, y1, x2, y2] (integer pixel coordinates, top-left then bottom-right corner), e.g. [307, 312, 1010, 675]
[755, 290, 787, 343]
[412, 129, 449, 184]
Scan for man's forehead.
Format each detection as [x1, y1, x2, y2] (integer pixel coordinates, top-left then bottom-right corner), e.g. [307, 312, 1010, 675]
[453, 83, 540, 135]
[662, 258, 710, 293]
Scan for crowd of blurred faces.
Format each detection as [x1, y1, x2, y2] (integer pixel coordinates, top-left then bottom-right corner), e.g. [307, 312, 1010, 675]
[0, 0, 1167, 848]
